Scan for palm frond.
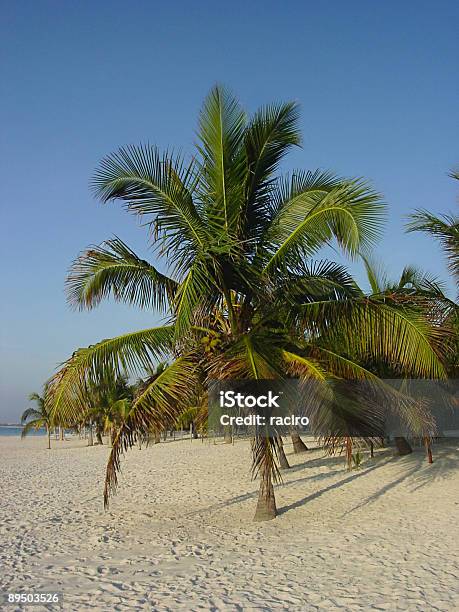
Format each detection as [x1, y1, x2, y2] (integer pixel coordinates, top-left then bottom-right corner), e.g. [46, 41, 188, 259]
[274, 260, 361, 307]
[92, 145, 207, 266]
[240, 102, 301, 240]
[172, 262, 221, 338]
[282, 350, 328, 380]
[67, 237, 178, 311]
[21, 418, 45, 438]
[47, 326, 175, 424]
[361, 255, 387, 294]
[407, 209, 459, 282]
[20, 407, 42, 424]
[207, 331, 284, 380]
[196, 85, 247, 232]
[326, 300, 449, 378]
[104, 355, 198, 507]
[27, 392, 43, 403]
[251, 435, 282, 484]
[263, 174, 385, 273]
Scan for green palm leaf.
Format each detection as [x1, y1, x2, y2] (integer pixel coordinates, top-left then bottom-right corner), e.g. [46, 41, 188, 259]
[407, 209, 459, 283]
[263, 174, 384, 273]
[104, 355, 198, 507]
[67, 237, 178, 310]
[47, 326, 175, 423]
[196, 85, 247, 233]
[92, 145, 207, 264]
[316, 300, 448, 378]
[240, 102, 301, 240]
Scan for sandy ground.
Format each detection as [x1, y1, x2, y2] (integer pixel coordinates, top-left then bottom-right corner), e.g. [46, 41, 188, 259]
[1, 434, 459, 612]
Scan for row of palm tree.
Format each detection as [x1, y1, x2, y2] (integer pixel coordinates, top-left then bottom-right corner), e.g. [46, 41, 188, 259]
[21, 363, 180, 448]
[21, 377, 130, 449]
[27, 86, 457, 521]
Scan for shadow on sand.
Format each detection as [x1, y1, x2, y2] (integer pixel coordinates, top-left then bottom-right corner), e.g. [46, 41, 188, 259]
[188, 440, 459, 519]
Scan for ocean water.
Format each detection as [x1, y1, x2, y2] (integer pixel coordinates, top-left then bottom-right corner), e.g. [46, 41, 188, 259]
[0, 426, 46, 437]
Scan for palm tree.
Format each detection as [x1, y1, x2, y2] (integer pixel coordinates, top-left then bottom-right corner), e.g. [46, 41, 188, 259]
[47, 86, 450, 520]
[357, 259, 455, 455]
[21, 387, 53, 449]
[406, 170, 459, 287]
[85, 372, 132, 444]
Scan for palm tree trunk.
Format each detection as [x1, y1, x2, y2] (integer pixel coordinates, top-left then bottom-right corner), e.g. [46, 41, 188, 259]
[394, 436, 412, 455]
[253, 440, 277, 522]
[291, 431, 308, 453]
[88, 421, 94, 446]
[47, 426, 51, 450]
[278, 438, 291, 469]
[154, 431, 161, 444]
[346, 436, 353, 471]
[223, 425, 232, 444]
[424, 437, 433, 463]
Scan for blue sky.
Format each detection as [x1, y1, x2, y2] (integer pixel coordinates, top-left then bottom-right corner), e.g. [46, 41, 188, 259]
[1, 0, 458, 420]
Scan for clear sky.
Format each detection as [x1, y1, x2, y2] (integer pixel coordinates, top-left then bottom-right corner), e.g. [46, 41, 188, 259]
[1, 0, 458, 421]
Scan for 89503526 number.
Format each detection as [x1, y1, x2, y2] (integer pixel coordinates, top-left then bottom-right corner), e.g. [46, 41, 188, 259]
[4, 592, 62, 605]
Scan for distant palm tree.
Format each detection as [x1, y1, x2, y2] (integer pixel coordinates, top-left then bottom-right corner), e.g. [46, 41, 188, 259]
[21, 387, 52, 449]
[47, 86, 450, 520]
[86, 372, 132, 444]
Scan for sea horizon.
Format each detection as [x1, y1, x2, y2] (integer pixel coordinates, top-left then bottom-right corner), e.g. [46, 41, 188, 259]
[0, 425, 46, 436]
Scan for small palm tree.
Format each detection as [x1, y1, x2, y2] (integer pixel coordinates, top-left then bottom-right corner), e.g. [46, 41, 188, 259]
[85, 372, 132, 444]
[47, 86, 451, 520]
[21, 387, 53, 449]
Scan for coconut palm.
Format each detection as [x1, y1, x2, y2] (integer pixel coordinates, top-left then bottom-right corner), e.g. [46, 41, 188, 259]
[353, 259, 455, 455]
[47, 86, 450, 521]
[85, 371, 132, 444]
[21, 387, 53, 449]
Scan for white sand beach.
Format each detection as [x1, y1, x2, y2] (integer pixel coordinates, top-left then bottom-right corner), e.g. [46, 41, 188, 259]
[1, 435, 459, 611]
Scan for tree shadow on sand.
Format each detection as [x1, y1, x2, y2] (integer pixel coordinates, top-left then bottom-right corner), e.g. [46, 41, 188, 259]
[343, 440, 459, 514]
[278, 461, 384, 515]
[185, 466, 346, 518]
[185, 441, 459, 519]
